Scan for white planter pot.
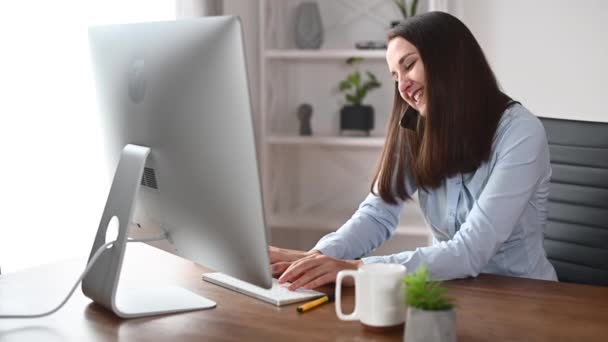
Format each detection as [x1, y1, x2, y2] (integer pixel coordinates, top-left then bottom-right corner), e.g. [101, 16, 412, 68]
[404, 307, 456, 342]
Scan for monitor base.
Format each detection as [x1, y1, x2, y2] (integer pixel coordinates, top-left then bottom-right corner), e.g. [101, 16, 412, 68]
[82, 144, 216, 318]
[114, 287, 215, 318]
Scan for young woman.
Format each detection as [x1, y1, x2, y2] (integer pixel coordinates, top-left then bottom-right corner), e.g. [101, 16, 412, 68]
[270, 11, 557, 290]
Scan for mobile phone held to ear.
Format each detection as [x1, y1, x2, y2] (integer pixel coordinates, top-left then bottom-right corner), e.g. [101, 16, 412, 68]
[400, 106, 419, 130]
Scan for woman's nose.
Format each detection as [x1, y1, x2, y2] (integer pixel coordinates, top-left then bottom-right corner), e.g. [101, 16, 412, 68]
[398, 78, 409, 93]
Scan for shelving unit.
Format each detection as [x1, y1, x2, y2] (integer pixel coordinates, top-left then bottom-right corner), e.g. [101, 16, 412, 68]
[259, 0, 432, 251]
[266, 135, 385, 147]
[268, 214, 430, 238]
[265, 49, 387, 59]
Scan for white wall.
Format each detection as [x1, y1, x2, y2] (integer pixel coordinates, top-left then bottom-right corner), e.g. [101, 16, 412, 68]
[458, 0, 608, 122]
[0, 2, 175, 273]
[223, 0, 261, 142]
[228, 1, 608, 254]
[224, 0, 608, 128]
[2, 1, 602, 273]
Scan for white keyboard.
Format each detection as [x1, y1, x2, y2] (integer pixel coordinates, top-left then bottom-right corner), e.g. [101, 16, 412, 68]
[202, 272, 324, 306]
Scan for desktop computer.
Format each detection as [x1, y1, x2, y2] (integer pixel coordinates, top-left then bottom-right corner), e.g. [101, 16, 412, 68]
[85, 16, 276, 318]
[0, 16, 323, 321]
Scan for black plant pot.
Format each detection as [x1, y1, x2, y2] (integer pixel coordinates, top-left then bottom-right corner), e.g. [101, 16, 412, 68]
[340, 105, 374, 136]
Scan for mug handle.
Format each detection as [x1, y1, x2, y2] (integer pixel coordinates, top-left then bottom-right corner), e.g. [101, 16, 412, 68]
[335, 270, 358, 321]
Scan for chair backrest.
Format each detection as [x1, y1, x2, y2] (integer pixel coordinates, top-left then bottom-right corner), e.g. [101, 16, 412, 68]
[539, 117, 608, 286]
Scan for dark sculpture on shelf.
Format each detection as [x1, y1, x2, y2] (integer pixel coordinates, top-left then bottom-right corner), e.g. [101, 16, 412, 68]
[297, 104, 313, 136]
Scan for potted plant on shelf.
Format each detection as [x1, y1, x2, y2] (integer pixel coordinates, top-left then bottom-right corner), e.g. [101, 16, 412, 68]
[391, 0, 419, 27]
[338, 57, 381, 136]
[402, 266, 456, 342]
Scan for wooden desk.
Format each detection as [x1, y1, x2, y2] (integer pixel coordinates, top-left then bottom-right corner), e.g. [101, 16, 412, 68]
[1, 244, 607, 341]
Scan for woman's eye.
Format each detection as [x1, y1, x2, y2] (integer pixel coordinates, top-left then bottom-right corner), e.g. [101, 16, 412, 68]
[405, 60, 416, 70]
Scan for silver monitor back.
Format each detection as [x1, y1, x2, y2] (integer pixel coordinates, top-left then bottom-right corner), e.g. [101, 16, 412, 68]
[88, 16, 271, 289]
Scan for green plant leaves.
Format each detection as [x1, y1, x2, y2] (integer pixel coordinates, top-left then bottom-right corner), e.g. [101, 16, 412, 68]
[392, 0, 419, 19]
[366, 71, 378, 83]
[346, 94, 359, 105]
[337, 60, 381, 106]
[339, 80, 352, 91]
[346, 57, 364, 65]
[393, 0, 407, 18]
[410, 0, 419, 17]
[402, 266, 454, 311]
[348, 71, 361, 87]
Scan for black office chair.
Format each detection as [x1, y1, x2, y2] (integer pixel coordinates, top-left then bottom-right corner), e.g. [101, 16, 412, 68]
[540, 117, 608, 286]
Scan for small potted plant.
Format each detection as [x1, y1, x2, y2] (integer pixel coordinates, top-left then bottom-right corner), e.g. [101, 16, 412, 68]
[338, 57, 381, 136]
[402, 266, 456, 342]
[391, 0, 419, 27]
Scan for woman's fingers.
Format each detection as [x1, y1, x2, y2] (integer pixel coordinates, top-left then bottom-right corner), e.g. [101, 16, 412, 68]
[268, 246, 290, 264]
[287, 262, 333, 290]
[268, 245, 286, 263]
[278, 254, 322, 284]
[282, 257, 363, 290]
[268, 245, 307, 263]
[271, 262, 291, 276]
[301, 273, 338, 290]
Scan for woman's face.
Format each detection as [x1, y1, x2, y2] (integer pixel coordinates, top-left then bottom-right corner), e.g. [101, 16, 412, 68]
[386, 37, 427, 115]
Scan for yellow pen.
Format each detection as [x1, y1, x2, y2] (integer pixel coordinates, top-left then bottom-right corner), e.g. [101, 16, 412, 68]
[296, 294, 335, 313]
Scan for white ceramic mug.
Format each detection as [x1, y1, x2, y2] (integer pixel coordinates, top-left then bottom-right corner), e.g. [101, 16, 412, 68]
[335, 263, 407, 328]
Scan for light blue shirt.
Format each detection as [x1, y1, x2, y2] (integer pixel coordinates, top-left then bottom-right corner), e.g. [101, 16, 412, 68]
[314, 104, 558, 281]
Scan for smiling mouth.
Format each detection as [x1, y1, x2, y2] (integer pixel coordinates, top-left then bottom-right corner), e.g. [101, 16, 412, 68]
[410, 88, 423, 106]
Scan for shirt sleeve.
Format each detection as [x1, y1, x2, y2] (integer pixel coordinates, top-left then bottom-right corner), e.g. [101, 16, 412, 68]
[312, 169, 417, 260]
[362, 117, 550, 280]
[313, 193, 404, 259]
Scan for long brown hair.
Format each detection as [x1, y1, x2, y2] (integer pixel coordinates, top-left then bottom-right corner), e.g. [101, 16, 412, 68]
[372, 12, 513, 204]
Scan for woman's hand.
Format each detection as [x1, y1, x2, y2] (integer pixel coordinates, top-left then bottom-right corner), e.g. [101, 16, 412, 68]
[268, 246, 315, 263]
[277, 253, 362, 291]
[268, 246, 321, 276]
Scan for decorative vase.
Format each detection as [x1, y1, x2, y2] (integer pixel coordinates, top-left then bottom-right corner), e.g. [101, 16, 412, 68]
[404, 307, 457, 342]
[295, 2, 323, 49]
[340, 105, 374, 136]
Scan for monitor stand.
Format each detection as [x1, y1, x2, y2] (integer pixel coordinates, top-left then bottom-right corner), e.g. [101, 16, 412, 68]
[81, 144, 216, 318]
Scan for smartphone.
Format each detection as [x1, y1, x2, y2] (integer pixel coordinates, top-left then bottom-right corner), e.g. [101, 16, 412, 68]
[400, 106, 419, 130]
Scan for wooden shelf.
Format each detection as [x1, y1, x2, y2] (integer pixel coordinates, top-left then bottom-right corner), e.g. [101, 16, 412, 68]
[266, 135, 385, 147]
[260, 1, 431, 254]
[268, 215, 430, 237]
[264, 49, 387, 60]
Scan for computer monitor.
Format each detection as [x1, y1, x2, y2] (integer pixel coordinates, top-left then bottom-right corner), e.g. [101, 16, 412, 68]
[84, 16, 272, 318]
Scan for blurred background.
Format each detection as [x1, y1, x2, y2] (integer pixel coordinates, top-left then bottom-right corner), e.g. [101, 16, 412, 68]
[0, 0, 606, 273]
